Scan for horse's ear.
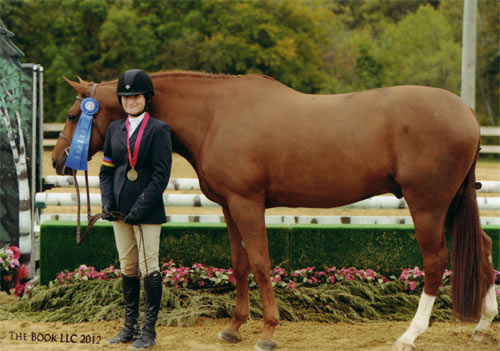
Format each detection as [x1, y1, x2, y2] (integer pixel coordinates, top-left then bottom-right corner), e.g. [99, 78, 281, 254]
[77, 76, 89, 84]
[64, 77, 84, 92]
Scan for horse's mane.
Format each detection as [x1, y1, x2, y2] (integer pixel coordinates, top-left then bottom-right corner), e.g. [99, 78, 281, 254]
[97, 70, 275, 86]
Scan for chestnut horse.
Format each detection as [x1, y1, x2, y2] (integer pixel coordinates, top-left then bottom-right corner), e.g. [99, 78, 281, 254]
[52, 72, 497, 351]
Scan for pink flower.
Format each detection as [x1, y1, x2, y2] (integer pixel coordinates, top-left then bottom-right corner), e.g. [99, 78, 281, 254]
[9, 259, 19, 269]
[273, 267, 288, 276]
[365, 269, 375, 280]
[9, 246, 21, 260]
[328, 275, 335, 284]
[17, 265, 28, 282]
[14, 283, 27, 297]
[192, 263, 206, 270]
[285, 280, 297, 289]
[412, 267, 424, 277]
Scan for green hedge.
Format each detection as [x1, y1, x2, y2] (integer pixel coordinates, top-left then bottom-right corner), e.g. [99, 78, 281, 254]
[290, 225, 421, 275]
[39, 222, 289, 285]
[39, 221, 500, 285]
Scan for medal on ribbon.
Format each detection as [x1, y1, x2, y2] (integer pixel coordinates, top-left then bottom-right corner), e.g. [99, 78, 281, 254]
[126, 112, 150, 181]
[65, 98, 99, 171]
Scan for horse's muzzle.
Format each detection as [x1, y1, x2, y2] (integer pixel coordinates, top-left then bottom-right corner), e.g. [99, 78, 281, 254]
[53, 153, 73, 175]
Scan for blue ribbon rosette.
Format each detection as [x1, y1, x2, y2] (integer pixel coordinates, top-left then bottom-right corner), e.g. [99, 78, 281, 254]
[64, 98, 99, 171]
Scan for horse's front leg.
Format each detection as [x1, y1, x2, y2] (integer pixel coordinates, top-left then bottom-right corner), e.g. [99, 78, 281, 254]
[219, 207, 251, 343]
[225, 195, 279, 351]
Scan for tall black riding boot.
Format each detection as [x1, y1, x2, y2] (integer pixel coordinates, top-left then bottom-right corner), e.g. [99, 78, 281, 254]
[131, 271, 163, 349]
[108, 275, 141, 344]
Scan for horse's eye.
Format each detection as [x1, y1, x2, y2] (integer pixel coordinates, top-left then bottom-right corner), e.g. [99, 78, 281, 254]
[68, 113, 79, 121]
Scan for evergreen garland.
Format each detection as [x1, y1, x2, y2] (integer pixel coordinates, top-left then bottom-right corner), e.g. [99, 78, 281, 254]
[0, 279, 468, 326]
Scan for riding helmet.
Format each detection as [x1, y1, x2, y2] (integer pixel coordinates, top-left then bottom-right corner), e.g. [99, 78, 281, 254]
[116, 69, 154, 113]
[116, 69, 154, 97]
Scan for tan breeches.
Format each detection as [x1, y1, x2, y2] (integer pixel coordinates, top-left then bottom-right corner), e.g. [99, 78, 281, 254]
[112, 221, 161, 277]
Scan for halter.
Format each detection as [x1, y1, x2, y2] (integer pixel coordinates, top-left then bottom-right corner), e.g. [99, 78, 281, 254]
[59, 84, 106, 162]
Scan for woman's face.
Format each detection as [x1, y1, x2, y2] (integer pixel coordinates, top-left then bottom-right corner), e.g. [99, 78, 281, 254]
[122, 94, 146, 116]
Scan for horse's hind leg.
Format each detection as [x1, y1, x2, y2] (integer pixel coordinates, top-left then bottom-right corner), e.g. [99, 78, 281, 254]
[219, 207, 251, 343]
[473, 284, 499, 341]
[472, 230, 498, 342]
[395, 211, 449, 351]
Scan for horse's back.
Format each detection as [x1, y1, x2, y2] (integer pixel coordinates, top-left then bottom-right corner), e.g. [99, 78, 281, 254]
[200, 82, 479, 208]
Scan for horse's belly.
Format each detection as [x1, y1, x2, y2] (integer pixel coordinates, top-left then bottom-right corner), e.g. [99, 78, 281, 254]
[266, 171, 394, 209]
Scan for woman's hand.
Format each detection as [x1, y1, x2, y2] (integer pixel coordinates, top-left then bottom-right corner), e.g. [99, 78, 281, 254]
[124, 212, 141, 225]
[102, 204, 118, 221]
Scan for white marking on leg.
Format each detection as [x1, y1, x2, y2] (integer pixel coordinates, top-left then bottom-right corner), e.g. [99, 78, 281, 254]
[474, 285, 498, 338]
[396, 292, 436, 348]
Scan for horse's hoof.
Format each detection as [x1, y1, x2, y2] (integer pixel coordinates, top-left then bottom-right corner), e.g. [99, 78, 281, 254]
[254, 339, 277, 351]
[218, 330, 241, 344]
[472, 329, 487, 342]
[393, 340, 415, 351]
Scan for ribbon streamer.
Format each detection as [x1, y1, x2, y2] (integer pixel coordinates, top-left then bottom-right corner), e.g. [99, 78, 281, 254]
[65, 98, 99, 171]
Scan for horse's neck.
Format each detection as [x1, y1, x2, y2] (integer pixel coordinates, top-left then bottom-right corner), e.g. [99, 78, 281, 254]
[172, 137, 197, 169]
[154, 80, 214, 167]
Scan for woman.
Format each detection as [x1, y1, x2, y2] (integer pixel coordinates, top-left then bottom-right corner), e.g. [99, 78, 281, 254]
[99, 69, 172, 349]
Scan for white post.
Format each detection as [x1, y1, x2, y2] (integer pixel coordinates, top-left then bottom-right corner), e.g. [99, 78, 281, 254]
[461, 0, 477, 109]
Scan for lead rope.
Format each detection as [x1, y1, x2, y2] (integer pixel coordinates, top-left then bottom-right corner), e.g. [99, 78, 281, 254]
[73, 170, 82, 243]
[85, 171, 91, 221]
[138, 224, 149, 277]
[73, 169, 105, 244]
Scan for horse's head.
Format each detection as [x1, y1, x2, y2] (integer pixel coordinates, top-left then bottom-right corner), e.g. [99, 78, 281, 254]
[52, 78, 121, 175]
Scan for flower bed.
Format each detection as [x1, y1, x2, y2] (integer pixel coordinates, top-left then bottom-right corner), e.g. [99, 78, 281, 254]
[52, 261, 500, 296]
[2, 261, 499, 326]
[0, 246, 29, 297]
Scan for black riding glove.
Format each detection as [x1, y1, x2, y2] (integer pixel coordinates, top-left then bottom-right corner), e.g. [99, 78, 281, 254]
[124, 212, 141, 225]
[102, 204, 118, 221]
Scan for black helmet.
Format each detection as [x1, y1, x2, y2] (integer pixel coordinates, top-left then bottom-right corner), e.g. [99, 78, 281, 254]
[116, 69, 154, 97]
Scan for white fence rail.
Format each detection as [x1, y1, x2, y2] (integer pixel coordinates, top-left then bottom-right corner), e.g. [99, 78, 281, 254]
[35, 192, 500, 210]
[36, 176, 500, 226]
[38, 213, 500, 226]
[44, 176, 500, 193]
[44, 176, 201, 191]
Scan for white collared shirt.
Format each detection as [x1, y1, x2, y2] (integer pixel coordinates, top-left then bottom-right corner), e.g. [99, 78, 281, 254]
[128, 112, 145, 137]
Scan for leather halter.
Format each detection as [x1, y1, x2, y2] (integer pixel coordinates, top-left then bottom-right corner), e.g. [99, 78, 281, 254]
[59, 84, 106, 160]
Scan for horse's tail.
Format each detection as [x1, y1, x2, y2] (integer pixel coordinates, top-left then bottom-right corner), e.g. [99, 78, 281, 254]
[446, 141, 493, 322]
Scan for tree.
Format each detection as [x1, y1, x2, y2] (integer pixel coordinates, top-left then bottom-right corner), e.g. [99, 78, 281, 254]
[0, 21, 32, 247]
[1, 0, 498, 124]
[377, 5, 461, 91]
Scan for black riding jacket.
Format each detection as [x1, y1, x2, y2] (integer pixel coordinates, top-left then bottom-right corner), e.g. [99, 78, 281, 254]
[99, 115, 172, 224]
